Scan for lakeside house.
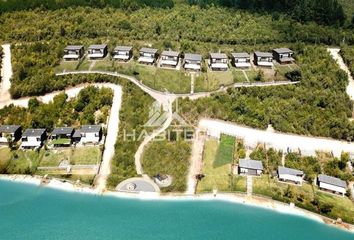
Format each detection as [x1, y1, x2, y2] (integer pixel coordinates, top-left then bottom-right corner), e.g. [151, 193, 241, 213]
[231, 52, 251, 68]
[317, 174, 347, 196]
[184, 53, 202, 71]
[63, 45, 84, 61]
[77, 125, 102, 144]
[138, 47, 158, 65]
[254, 52, 273, 67]
[50, 127, 74, 147]
[209, 53, 228, 71]
[112, 46, 133, 61]
[238, 159, 263, 176]
[88, 44, 108, 59]
[278, 166, 304, 185]
[20, 128, 46, 149]
[273, 48, 294, 64]
[160, 50, 180, 68]
[0, 125, 22, 145]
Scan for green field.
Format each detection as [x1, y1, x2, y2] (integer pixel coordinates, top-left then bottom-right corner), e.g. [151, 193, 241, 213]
[71, 146, 102, 165]
[0, 147, 11, 172]
[55, 60, 79, 73]
[39, 149, 72, 167]
[5, 150, 44, 174]
[214, 134, 235, 167]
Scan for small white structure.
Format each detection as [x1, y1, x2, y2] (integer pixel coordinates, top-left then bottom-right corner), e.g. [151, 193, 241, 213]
[78, 125, 102, 144]
[254, 51, 273, 67]
[63, 45, 84, 61]
[160, 50, 180, 68]
[317, 174, 347, 196]
[138, 48, 158, 64]
[112, 46, 132, 61]
[88, 44, 108, 59]
[20, 128, 46, 149]
[238, 159, 263, 176]
[184, 53, 202, 71]
[278, 166, 304, 185]
[209, 53, 228, 71]
[232, 52, 251, 68]
[0, 125, 22, 145]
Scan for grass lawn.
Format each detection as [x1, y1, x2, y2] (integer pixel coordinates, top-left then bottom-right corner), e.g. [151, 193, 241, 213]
[246, 69, 260, 82]
[39, 149, 72, 167]
[194, 70, 235, 92]
[231, 176, 247, 192]
[214, 134, 235, 167]
[71, 146, 102, 165]
[6, 150, 44, 174]
[91, 59, 115, 71]
[231, 69, 248, 82]
[0, 147, 11, 172]
[76, 58, 92, 71]
[55, 60, 79, 73]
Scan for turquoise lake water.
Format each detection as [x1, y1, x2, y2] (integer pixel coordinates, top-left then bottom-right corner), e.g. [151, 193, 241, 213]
[0, 180, 353, 240]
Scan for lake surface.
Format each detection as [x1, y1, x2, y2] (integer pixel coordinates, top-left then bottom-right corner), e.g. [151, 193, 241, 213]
[0, 180, 353, 240]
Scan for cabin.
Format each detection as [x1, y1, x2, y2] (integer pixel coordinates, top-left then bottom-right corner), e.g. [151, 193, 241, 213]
[50, 127, 74, 147]
[72, 130, 82, 144]
[231, 52, 251, 68]
[209, 53, 228, 71]
[20, 129, 46, 149]
[238, 159, 263, 176]
[78, 125, 102, 144]
[112, 46, 133, 61]
[63, 45, 84, 61]
[88, 44, 108, 59]
[0, 125, 22, 145]
[184, 53, 202, 71]
[317, 174, 347, 196]
[138, 48, 158, 64]
[160, 50, 180, 68]
[278, 166, 304, 185]
[273, 48, 294, 64]
[254, 52, 273, 67]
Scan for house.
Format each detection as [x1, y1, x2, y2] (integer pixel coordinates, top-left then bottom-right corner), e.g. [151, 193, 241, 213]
[50, 127, 74, 147]
[209, 53, 228, 71]
[78, 125, 102, 144]
[0, 125, 22, 145]
[112, 46, 133, 61]
[317, 174, 347, 196]
[88, 44, 108, 59]
[138, 47, 158, 64]
[160, 50, 180, 68]
[273, 48, 294, 64]
[184, 53, 202, 71]
[72, 130, 82, 144]
[20, 129, 46, 149]
[63, 45, 84, 61]
[238, 159, 263, 176]
[231, 52, 251, 68]
[254, 52, 273, 67]
[278, 166, 304, 185]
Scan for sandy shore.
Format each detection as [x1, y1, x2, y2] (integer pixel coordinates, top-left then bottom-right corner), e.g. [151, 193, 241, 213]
[1, 174, 353, 233]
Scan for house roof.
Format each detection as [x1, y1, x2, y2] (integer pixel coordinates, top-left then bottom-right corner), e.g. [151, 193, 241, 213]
[64, 45, 83, 51]
[88, 44, 107, 50]
[231, 52, 250, 58]
[114, 46, 132, 51]
[278, 166, 303, 176]
[140, 47, 158, 54]
[51, 127, 74, 135]
[73, 130, 81, 138]
[210, 53, 228, 59]
[239, 159, 263, 170]
[80, 125, 102, 133]
[22, 129, 46, 137]
[184, 53, 202, 61]
[0, 125, 21, 133]
[254, 51, 273, 58]
[161, 50, 180, 57]
[318, 174, 347, 188]
[273, 48, 293, 54]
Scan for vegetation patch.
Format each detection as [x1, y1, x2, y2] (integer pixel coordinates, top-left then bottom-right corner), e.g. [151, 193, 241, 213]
[71, 146, 102, 165]
[0, 147, 11, 172]
[5, 150, 44, 174]
[214, 134, 235, 167]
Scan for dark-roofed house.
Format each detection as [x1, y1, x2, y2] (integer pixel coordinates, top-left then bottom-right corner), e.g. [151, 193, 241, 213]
[273, 48, 294, 64]
[138, 47, 158, 64]
[73, 130, 82, 144]
[278, 166, 304, 185]
[20, 128, 46, 149]
[254, 51, 273, 67]
[209, 53, 228, 71]
[78, 125, 103, 144]
[184, 53, 202, 71]
[160, 50, 180, 68]
[63, 45, 84, 60]
[113, 46, 133, 61]
[50, 127, 74, 147]
[317, 174, 347, 196]
[238, 159, 263, 176]
[0, 125, 22, 145]
[232, 52, 251, 68]
[88, 44, 108, 59]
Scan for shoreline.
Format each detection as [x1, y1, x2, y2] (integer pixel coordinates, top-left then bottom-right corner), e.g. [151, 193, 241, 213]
[1, 174, 353, 233]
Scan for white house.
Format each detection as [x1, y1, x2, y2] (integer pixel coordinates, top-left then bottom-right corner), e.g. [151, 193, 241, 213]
[78, 125, 102, 144]
[63, 45, 84, 61]
[88, 44, 108, 59]
[317, 174, 347, 196]
[138, 48, 158, 64]
[112, 46, 133, 61]
[231, 52, 251, 68]
[254, 51, 273, 67]
[0, 125, 22, 145]
[184, 53, 202, 71]
[160, 50, 180, 68]
[238, 159, 263, 176]
[20, 128, 46, 149]
[209, 53, 228, 71]
[278, 166, 304, 185]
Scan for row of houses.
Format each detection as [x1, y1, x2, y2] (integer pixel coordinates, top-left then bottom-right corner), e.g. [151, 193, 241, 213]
[63, 45, 295, 71]
[238, 159, 348, 196]
[0, 125, 103, 149]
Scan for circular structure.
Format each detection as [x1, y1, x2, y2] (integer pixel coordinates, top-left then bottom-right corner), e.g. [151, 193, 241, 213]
[154, 174, 173, 188]
[116, 177, 160, 193]
[126, 183, 136, 191]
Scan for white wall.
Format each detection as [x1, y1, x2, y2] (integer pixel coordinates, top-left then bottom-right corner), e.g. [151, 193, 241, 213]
[279, 174, 303, 184]
[81, 132, 100, 144]
[319, 182, 346, 195]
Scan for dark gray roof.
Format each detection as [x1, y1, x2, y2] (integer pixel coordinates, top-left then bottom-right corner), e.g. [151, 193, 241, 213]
[114, 46, 132, 51]
[184, 53, 202, 61]
[278, 166, 303, 176]
[254, 51, 273, 58]
[161, 50, 180, 57]
[22, 128, 46, 137]
[73, 130, 81, 138]
[51, 127, 74, 135]
[210, 53, 228, 59]
[64, 45, 83, 51]
[80, 125, 102, 133]
[318, 174, 347, 188]
[88, 44, 107, 50]
[140, 47, 158, 54]
[0, 125, 21, 133]
[273, 48, 293, 54]
[239, 159, 263, 170]
[231, 52, 250, 58]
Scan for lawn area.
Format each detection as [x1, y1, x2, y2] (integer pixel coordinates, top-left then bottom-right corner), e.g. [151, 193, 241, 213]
[231, 69, 248, 82]
[214, 134, 235, 167]
[71, 146, 102, 165]
[194, 70, 235, 92]
[6, 150, 44, 174]
[91, 59, 115, 71]
[76, 58, 93, 71]
[0, 147, 11, 172]
[39, 149, 72, 167]
[55, 60, 79, 73]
